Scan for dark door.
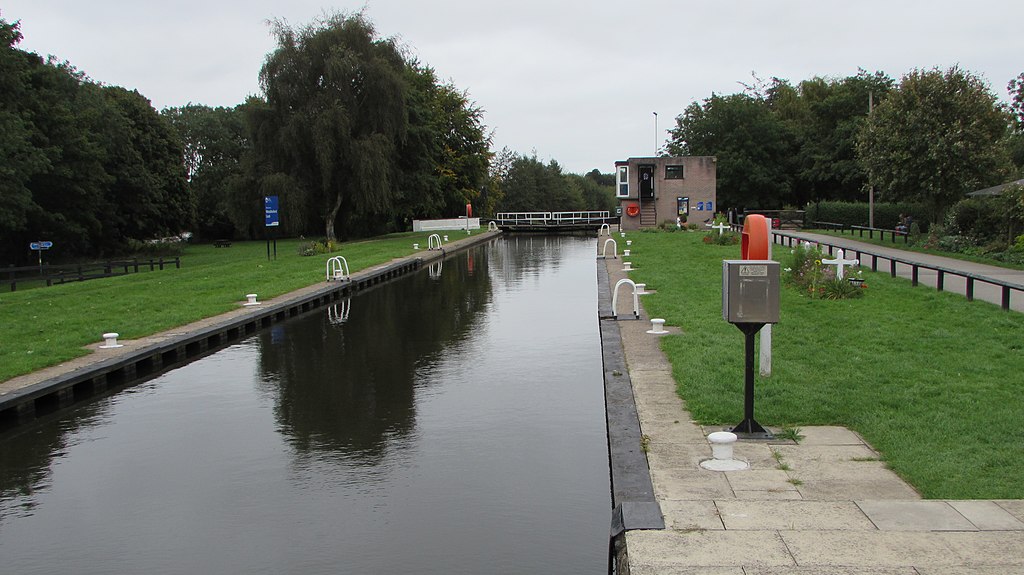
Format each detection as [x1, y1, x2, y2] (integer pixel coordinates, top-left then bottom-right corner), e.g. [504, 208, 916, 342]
[638, 165, 654, 199]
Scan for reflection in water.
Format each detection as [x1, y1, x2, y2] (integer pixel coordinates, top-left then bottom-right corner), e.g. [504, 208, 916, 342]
[258, 248, 492, 461]
[0, 237, 610, 575]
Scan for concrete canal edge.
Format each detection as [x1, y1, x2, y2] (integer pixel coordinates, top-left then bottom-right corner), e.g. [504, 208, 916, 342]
[0, 232, 501, 426]
[596, 260, 665, 571]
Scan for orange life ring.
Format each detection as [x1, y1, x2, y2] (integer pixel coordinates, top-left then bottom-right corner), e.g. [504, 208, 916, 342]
[625, 204, 640, 217]
[741, 214, 769, 259]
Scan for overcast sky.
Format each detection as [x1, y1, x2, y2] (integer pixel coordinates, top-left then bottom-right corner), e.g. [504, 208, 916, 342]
[4, 1, 1023, 174]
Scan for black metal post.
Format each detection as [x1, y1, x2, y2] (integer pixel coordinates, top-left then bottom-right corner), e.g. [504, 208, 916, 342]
[731, 322, 772, 438]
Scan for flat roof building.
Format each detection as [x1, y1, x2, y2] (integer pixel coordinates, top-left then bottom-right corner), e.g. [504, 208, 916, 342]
[614, 156, 717, 231]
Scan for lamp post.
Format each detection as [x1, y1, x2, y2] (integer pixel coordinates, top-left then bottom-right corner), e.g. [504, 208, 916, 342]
[652, 111, 658, 156]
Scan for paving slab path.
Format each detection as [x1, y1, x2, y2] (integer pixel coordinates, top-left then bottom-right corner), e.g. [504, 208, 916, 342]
[603, 250, 1024, 574]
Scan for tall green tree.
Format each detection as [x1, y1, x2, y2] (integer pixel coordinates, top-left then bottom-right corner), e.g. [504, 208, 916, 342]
[392, 64, 491, 229]
[99, 86, 193, 243]
[666, 93, 796, 210]
[1007, 72, 1024, 172]
[163, 104, 248, 239]
[795, 71, 894, 204]
[858, 66, 1012, 220]
[252, 12, 408, 242]
[495, 155, 584, 212]
[0, 18, 46, 238]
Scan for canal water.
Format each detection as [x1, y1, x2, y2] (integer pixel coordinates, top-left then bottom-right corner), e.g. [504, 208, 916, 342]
[0, 236, 611, 574]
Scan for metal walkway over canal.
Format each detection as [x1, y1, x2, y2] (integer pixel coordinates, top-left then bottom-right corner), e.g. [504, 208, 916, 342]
[492, 211, 619, 232]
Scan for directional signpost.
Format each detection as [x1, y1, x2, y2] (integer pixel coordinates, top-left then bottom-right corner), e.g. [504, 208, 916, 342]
[29, 240, 53, 272]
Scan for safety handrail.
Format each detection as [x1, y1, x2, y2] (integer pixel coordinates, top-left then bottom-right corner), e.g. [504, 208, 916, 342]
[612, 278, 640, 319]
[326, 256, 350, 282]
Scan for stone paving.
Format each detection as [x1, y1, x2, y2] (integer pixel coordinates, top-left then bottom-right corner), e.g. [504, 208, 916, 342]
[604, 252, 1024, 574]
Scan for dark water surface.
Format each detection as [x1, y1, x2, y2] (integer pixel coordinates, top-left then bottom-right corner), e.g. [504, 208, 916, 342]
[0, 236, 611, 574]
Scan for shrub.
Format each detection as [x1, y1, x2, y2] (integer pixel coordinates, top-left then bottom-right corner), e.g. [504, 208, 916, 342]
[297, 239, 337, 256]
[804, 201, 930, 232]
[784, 243, 865, 299]
[125, 238, 186, 258]
[822, 277, 865, 300]
[703, 231, 739, 245]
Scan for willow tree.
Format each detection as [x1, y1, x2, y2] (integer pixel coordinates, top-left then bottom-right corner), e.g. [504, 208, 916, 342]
[253, 12, 407, 241]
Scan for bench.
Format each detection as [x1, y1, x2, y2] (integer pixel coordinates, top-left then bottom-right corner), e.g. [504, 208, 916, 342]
[214, 239, 232, 248]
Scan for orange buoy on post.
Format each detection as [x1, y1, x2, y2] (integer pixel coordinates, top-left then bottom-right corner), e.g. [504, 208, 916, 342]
[625, 204, 640, 217]
[741, 214, 769, 260]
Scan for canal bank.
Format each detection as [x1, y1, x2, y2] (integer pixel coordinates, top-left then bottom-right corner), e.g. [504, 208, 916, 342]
[0, 231, 501, 427]
[599, 240, 1024, 573]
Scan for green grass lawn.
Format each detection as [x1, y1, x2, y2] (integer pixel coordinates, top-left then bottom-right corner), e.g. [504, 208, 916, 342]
[0, 231, 479, 382]
[627, 229, 1024, 499]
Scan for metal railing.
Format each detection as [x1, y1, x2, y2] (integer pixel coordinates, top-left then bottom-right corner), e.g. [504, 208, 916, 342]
[772, 231, 1022, 311]
[491, 211, 615, 228]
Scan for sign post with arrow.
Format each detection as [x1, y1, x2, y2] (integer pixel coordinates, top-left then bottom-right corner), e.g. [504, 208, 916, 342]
[29, 241, 53, 273]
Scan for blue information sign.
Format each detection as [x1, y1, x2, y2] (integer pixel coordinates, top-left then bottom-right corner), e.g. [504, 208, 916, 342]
[29, 241, 53, 250]
[265, 196, 279, 227]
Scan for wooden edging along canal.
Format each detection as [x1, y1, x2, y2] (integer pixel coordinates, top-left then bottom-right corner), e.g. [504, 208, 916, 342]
[0, 231, 500, 428]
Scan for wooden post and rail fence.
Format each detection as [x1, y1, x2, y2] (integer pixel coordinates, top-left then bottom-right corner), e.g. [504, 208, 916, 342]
[4, 257, 181, 292]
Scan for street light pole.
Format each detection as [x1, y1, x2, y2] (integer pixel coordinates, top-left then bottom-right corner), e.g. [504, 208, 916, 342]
[868, 91, 875, 229]
[652, 111, 658, 156]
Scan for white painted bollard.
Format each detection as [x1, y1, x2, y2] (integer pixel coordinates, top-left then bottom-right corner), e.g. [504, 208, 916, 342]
[700, 431, 749, 471]
[626, 240, 632, 246]
[709, 431, 736, 460]
[100, 332, 123, 349]
[620, 232, 626, 238]
[413, 243, 419, 250]
[244, 293, 260, 306]
[623, 261, 632, 271]
[635, 283, 647, 294]
[623, 249, 631, 257]
[443, 235, 449, 242]
[646, 318, 667, 334]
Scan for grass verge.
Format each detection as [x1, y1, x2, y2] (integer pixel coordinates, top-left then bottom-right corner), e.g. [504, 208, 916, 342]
[628, 229, 1024, 499]
[0, 231, 480, 382]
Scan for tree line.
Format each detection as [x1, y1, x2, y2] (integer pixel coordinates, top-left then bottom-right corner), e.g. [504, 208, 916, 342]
[668, 67, 1024, 222]
[1, 18, 192, 264]
[1, 11, 615, 265]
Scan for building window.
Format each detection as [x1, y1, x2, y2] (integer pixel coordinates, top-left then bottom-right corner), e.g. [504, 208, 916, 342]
[617, 165, 629, 197]
[665, 165, 684, 179]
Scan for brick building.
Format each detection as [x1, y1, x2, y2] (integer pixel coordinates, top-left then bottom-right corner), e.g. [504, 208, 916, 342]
[614, 156, 717, 231]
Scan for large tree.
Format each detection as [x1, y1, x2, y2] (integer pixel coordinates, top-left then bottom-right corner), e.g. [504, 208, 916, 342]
[794, 71, 894, 204]
[163, 104, 248, 239]
[666, 93, 796, 210]
[858, 66, 1012, 220]
[252, 12, 408, 242]
[99, 86, 193, 243]
[1007, 72, 1024, 171]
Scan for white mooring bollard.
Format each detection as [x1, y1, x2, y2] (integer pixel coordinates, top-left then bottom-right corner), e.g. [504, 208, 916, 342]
[626, 240, 632, 246]
[700, 431, 749, 471]
[443, 235, 449, 242]
[646, 318, 667, 334]
[623, 249, 631, 257]
[623, 261, 632, 271]
[635, 283, 647, 294]
[100, 332, 123, 349]
[620, 232, 626, 238]
[413, 243, 419, 250]
[244, 293, 260, 306]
